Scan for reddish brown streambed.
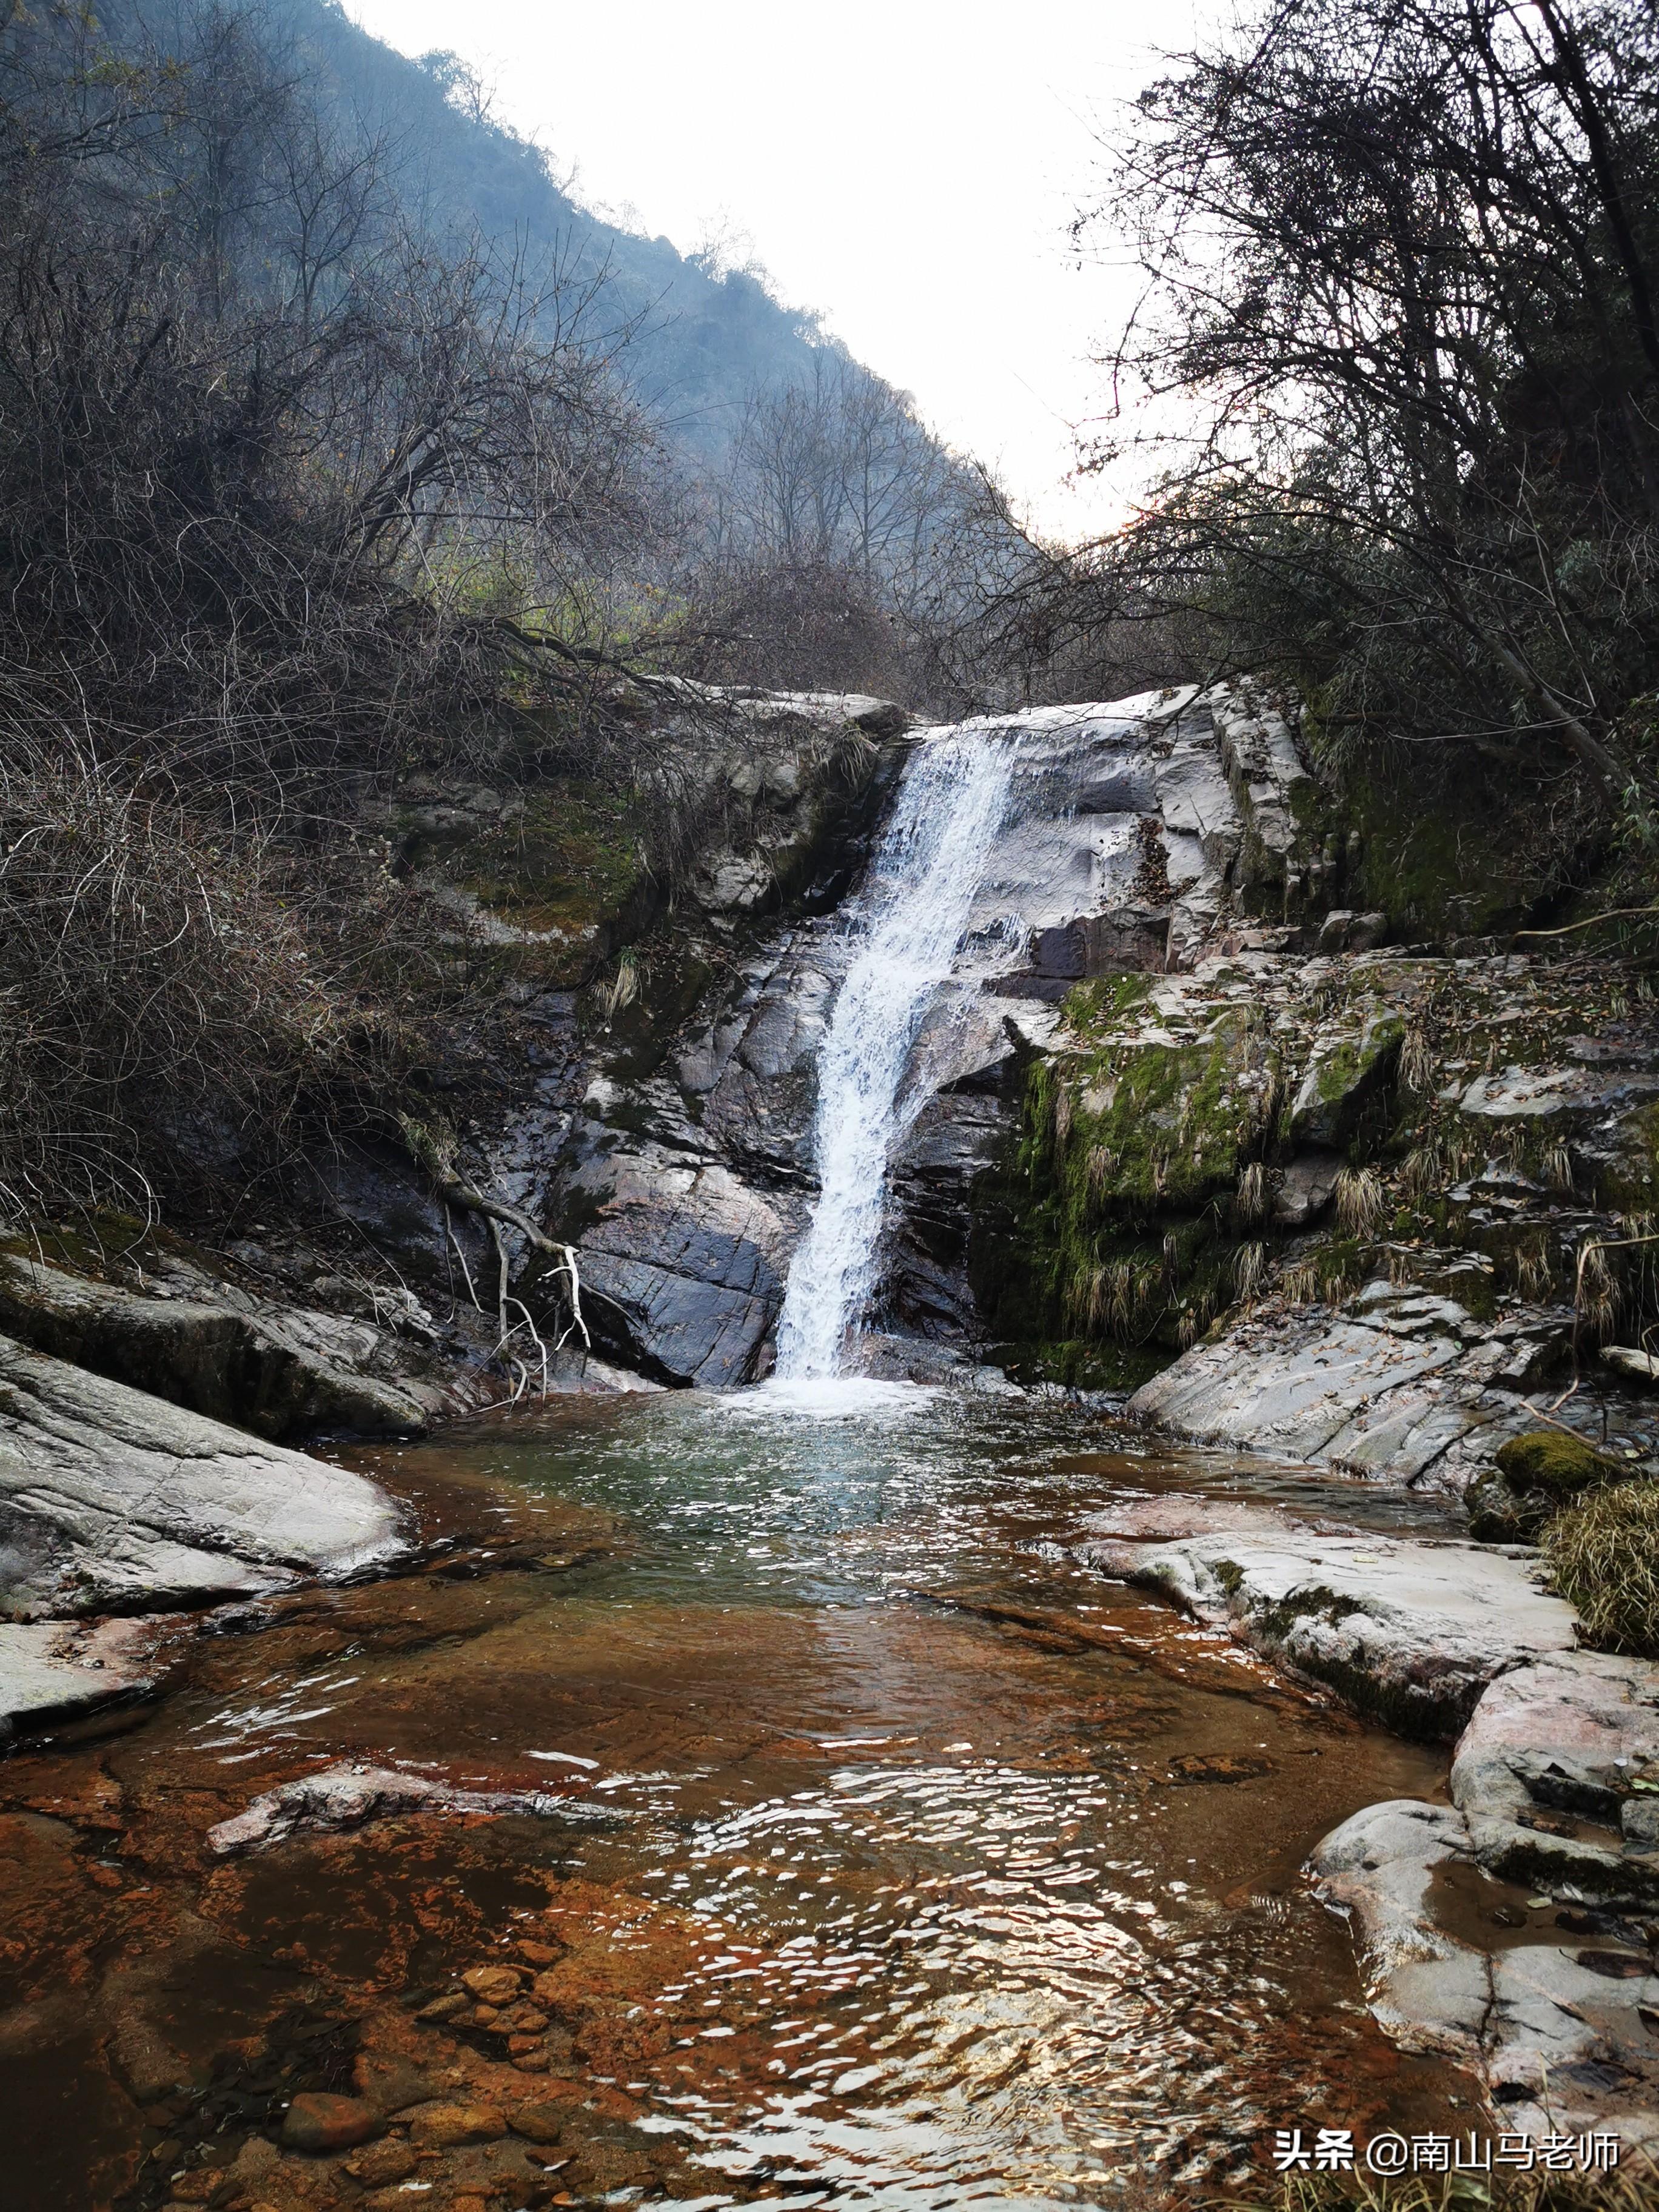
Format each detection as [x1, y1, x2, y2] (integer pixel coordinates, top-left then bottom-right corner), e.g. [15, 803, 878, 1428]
[1, 1382, 1467, 2209]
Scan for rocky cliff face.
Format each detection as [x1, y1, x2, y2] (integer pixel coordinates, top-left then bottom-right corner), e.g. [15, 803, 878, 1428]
[19, 670, 1653, 1498]
[464, 682, 1320, 1388]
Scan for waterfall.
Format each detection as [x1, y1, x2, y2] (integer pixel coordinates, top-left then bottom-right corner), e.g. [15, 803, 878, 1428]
[773, 727, 1020, 1380]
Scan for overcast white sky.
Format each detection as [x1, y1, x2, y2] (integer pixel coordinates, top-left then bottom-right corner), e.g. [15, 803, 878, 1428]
[343, 0, 1211, 538]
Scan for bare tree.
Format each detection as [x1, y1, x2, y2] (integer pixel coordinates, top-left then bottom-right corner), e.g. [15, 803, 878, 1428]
[1065, 0, 1659, 808]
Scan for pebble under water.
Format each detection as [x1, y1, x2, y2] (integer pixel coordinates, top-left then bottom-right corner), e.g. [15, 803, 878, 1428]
[2, 1383, 1473, 2209]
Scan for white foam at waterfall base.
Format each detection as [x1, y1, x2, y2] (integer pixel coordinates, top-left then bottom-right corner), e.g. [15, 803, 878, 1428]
[773, 728, 1021, 1381]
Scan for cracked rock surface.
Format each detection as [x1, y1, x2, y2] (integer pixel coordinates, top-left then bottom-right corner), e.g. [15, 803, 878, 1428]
[0, 1334, 403, 1640]
[1079, 1496, 1576, 1736]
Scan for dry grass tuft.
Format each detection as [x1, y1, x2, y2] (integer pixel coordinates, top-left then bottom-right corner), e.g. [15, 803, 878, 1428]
[1281, 1258, 1322, 1306]
[1576, 1239, 1623, 1344]
[1233, 1239, 1267, 1301]
[1544, 1478, 1659, 1657]
[1335, 1165, 1386, 1238]
[1234, 1161, 1269, 1227]
[597, 947, 640, 1022]
[1399, 1024, 1435, 1092]
[1515, 1235, 1555, 1302]
[1544, 1141, 1576, 1195]
[1398, 1142, 1443, 1203]
[1085, 1144, 1119, 1199]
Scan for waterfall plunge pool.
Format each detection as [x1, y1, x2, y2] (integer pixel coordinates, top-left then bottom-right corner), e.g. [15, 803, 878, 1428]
[3, 1385, 1490, 2210]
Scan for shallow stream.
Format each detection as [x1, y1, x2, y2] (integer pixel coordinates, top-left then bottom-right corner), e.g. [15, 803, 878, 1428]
[1, 1383, 1479, 2208]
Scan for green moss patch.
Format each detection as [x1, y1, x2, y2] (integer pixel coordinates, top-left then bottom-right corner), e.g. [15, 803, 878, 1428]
[455, 781, 645, 940]
[1495, 1428, 1623, 1497]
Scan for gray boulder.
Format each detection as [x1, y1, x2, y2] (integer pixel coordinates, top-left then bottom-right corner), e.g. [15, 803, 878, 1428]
[0, 1253, 432, 1441]
[0, 1333, 403, 1622]
[1127, 1283, 1560, 1492]
[1080, 1499, 1577, 1735]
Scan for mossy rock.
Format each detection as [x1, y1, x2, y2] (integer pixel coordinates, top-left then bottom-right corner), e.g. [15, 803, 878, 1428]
[988, 1337, 1171, 1393]
[1464, 1471, 1548, 1546]
[1067, 1007, 1276, 1215]
[1590, 1097, 1659, 1213]
[1493, 1429, 1623, 1498]
[1289, 1006, 1404, 1150]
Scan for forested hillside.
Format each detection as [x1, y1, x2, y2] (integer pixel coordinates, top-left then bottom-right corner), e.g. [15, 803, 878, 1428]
[0, 0, 999, 1230]
[232, 0, 860, 465]
[4, 0, 1658, 1244]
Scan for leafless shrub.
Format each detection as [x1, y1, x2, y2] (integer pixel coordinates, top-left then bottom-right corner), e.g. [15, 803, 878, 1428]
[0, 756, 438, 1216]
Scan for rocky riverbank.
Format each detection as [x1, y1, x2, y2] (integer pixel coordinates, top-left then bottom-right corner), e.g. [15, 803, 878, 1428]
[6, 674, 1659, 2177]
[1081, 1489, 1659, 2146]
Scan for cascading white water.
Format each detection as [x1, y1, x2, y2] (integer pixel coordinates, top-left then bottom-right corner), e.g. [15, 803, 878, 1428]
[773, 728, 1021, 1380]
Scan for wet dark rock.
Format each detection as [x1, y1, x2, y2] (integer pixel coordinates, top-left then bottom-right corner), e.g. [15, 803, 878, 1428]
[1272, 1151, 1342, 1227]
[281, 2090, 381, 2153]
[406, 2100, 507, 2148]
[508, 2099, 566, 2144]
[557, 1146, 799, 1388]
[344, 2137, 420, 2184]
[0, 1252, 434, 1442]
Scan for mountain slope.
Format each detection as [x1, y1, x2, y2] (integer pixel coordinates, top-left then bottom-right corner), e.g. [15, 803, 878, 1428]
[282, 0, 849, 461]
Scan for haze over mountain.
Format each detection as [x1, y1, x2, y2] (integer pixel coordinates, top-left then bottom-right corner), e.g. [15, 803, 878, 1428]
[342, 0, 1177, 535]
[249, 0, 877, 474]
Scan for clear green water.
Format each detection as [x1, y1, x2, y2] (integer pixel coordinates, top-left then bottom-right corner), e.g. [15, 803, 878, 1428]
[330, 1383, 1458, 2203]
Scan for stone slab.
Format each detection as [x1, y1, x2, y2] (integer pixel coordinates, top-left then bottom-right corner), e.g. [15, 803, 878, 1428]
[0, 1333, 404, 1618]
[1081, 1506, 1577, 1735]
